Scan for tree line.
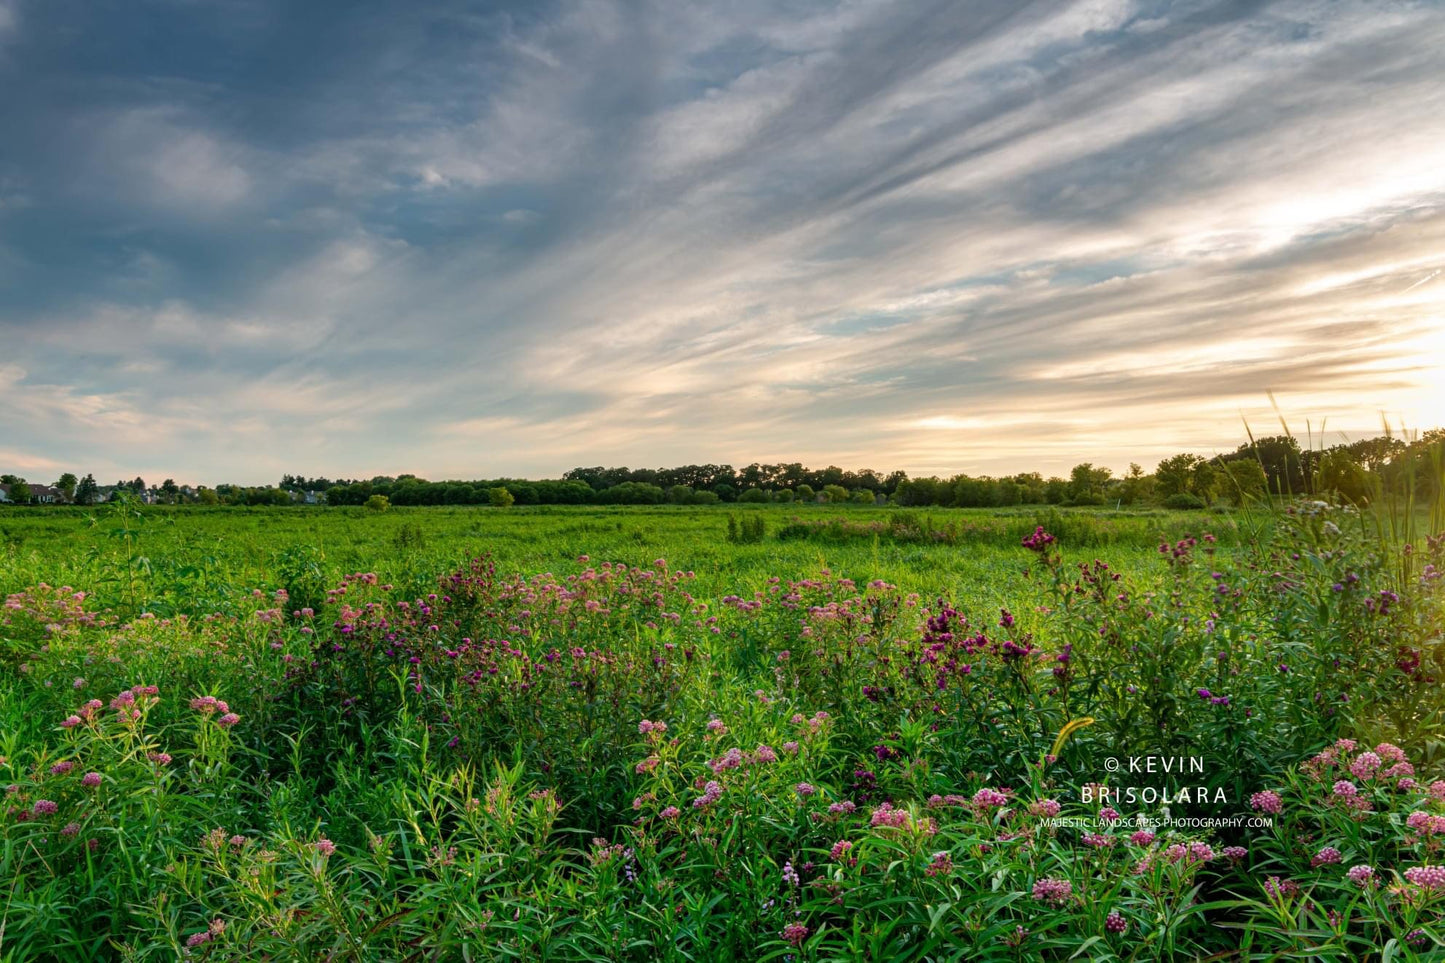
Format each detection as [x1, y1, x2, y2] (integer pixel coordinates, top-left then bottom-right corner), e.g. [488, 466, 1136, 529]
[3, 430, 1440, 509]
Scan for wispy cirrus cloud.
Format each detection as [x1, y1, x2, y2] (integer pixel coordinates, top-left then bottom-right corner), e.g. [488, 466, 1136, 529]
[1, 0, 1443, 484]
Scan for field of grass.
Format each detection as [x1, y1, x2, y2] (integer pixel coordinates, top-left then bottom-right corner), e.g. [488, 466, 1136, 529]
[3, 500, 1444, 959]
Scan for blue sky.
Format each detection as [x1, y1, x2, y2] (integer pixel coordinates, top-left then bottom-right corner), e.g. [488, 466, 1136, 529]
[1, 0, 1443, 485]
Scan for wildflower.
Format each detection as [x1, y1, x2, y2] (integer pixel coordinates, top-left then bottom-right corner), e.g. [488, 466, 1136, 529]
[782, 861, 800, 886]
[1129, 830, 1156, 846]
[1349, 752, 1382, 780]
[49, 761, 75, 776]
[1264, 876, 1299, 899]
[315, 839, 336, 857]
[1029, 799, 1061, 818]
[60, 715, 83, 729]
[753, 745, 778, 764]
[830, 840, 854, 862]
[828, 801, 856, 816]
[659, 806, 680, 820]
[82, 771, 102, 788]
[1332, 780, 1357, 797]
[1312, 846, 1343, 867]
[32, 800, 58, 816]
[1250, 790, 1282, 814]
[1347, 864, 1375, 886]
[925, 851, 954, 876]
[781, 922, 809, 946]
[1105, 910, 1127, 934]
[795, 782, 816, 798]
[1099, 807, 1120, 823]
[1082, 832, 1113, 849]
[148, 752, 172, 766]
[692, 781, 723, 810]
[61, 821, 81, 837]
[972, 787, 1009, 809]
[217, 712, 240, 728]
[1222, 846, 1247, 862]
[870, 802, 911, 829]
[709, 747, 744, 773]
[1404, 865, 1445, 891]
[1032, 877, 1072, 904]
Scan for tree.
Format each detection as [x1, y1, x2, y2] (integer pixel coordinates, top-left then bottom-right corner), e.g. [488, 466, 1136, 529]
[161, 478, 180, 504]
[1218, 460, 1267, 501]
[1190, 459, 1218, 505]
[796, 484, 815, 502]
[1232, 436, 1306, 496]
[55, 473, 78, 501]
[1155, 454, 1203, 498]
[1119, 464, 1153, 505]
[130, 477, 147, 494]
[1067, 463, 1111, 504]
[821, 484, 849, 503]
[74, 474, 100, 505]
[197, 487, 220, 506]
[1316, 449, 1370, 504]
[8, 480, 31, 503]
[488, 487, 515, 508]
[365, 494, 390, 512]
[850, 488, 875, 505]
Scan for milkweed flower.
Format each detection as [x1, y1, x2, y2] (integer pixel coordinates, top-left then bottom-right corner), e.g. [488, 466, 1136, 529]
[1032, 877, 1072, 903]
[1347, 864, 1375, 886]
[1250, 790, 1282, 814]
[781, 922, 809, 946]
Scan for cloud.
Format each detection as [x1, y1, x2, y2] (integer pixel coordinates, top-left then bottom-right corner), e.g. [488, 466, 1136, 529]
[1, 0, 1443, 483]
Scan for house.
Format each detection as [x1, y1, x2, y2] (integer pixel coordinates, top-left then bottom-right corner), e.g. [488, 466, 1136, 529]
[304, 490, 321, 505]
[0, 483, 64, 504]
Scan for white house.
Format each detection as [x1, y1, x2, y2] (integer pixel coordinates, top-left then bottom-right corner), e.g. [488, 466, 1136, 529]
[0, 483, 64, 504]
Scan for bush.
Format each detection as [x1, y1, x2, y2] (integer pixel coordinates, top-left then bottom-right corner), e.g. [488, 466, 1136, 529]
[364, 494, 390, 512]
[726, 514, 766, 544]
[1162, 492, 1206, 510]
[488, 486, 515, 507]
[738, 488, 768, 503]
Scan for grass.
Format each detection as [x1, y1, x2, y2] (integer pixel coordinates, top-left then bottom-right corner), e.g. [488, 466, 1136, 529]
[2, 499, 1444, 960]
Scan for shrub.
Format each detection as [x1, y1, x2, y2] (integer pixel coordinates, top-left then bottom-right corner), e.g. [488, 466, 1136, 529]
[363, 494, 390, 512]
[738, 488, 768, 503]
[488, 486, 515, 507]
[1163, 492, 1206, 510]
[726, 514, 766, 544]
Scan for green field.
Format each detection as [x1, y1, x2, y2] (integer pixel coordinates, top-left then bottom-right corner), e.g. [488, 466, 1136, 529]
[0, 503, 1240, 616]
[3, 501, 1445, 960]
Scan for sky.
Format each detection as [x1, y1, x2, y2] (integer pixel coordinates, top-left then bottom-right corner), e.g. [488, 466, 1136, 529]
[1, 0, 1443, 486]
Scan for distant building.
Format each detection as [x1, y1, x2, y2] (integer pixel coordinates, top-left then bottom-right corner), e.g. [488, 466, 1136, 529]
[0, 483, 64, 504]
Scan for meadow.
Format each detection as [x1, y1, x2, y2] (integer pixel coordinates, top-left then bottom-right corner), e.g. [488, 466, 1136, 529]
[2, 500, 1445, 960]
